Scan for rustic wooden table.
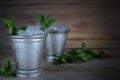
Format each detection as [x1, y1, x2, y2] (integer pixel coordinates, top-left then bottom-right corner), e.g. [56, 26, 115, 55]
[0, 55, 120, 80]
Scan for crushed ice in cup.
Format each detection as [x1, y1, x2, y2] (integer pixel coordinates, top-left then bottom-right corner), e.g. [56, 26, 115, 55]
[17, 26, 45, 37]
[17, 30, 26, 36]
[48, 24, 70, 32]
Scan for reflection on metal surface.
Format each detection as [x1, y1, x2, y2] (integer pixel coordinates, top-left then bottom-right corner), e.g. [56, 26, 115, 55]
[11, 35, 46, 78]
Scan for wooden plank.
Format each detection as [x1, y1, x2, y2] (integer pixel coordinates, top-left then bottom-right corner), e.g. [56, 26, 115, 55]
[68, 33, 120, 40]
[0, 7, 104, 17]
[66, 40, 120, 48]
[0, 0, 106, 5]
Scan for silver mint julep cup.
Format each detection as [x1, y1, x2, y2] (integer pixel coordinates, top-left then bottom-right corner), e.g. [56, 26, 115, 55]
[10, 34, 47, 78]
[45, 25, 70, 62]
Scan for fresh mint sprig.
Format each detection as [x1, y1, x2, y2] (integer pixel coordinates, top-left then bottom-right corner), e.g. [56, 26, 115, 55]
[3, 17, 27, 35]
[53, 42, 110, 65]
[37, 14, 56, 30]
[0, 60, 15, 77]
[18, 26, 27, 31]
[3, 16, 18, 35]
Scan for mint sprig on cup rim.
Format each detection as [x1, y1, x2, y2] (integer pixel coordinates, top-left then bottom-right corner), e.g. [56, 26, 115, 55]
[3, 16, 18, 35]
[3, 17, 27, 35]
[37, 14, 56, 30]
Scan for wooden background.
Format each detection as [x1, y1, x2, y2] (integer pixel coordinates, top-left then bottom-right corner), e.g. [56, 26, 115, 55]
[0, 0, 120, 57]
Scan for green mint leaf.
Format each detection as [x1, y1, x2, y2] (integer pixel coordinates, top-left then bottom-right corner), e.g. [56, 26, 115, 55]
[37, 14, 45, 30]
[91, 50, 110, 59]
[3, 16, 18, 35]
[0, 60, 15, 77]
[3, 19, 14, 35]
[37, 14, 45, 23]
[69, 55, 80, 63]
[6, 60, 12, 70]
[18, 26, 27, 31]
[91, 51, 98, 57]
[46, 18, 56, 28]
[98, 50, 110, 59]
[53, 42, 110, 65]
[12, 27, 18, 35]
[53, 56, 64, 65]
[0, 67, 6, 74]
[2, 71, 15, 77]
[79, 53, 93, 62]
[37, 14, 56, 30]
[66, 49, 81, 63]
[82, 42, 87, 51]
[44, 16, 51, 24]
[67, 49, 78, 56]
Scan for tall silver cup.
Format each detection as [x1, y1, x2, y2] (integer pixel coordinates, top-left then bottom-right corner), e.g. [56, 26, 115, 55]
[45, 25, 70, 62]
[10, 35, 46, 78]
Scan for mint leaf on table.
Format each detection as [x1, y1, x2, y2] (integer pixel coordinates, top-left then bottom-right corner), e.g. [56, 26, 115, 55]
[82, 42, 87, 51]
[37, 14, 56, 30]
[78, 52, 93, 62]
[1, 71, 15, 78]
[0, 67, 6, 75]
[53, 56, 65, 65]
[98, 50, 110, 59]
[53, 55, 70, 65]
[66, 49, 80, 63]
[91, 50, 110, 59]
[52, 42, 110, 65]
[0, 60, 15, 77]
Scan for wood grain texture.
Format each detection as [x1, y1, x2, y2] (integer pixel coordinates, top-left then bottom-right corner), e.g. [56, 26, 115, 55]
[0, 0, 120, 56]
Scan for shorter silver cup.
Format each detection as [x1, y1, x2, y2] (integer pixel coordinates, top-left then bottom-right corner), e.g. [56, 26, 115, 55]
[45, 25, 70, 62]
[10, 35, 46, 78]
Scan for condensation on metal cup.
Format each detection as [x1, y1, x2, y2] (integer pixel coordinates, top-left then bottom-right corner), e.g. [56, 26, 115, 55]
[10, 35, 47, 78]
[45, 25, 70, 62]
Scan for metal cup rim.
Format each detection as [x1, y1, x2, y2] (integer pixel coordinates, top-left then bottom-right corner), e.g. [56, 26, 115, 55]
[10, 35, 47, 39]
